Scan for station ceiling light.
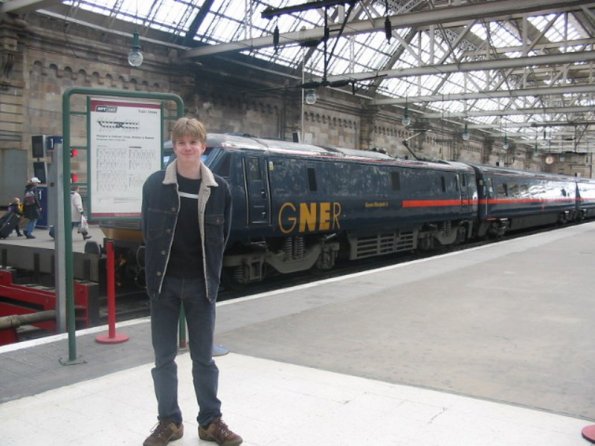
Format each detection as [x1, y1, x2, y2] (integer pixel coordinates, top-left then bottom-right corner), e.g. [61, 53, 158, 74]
[128, 32, 143, 67]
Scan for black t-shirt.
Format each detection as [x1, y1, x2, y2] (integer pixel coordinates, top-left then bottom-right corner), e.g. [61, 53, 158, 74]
[165, 174, 203, 278]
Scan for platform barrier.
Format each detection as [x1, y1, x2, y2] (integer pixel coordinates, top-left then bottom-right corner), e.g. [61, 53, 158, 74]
[583, 425, 595, 443]
[95, 240, 128, 344]
[0, 268, 98, 345]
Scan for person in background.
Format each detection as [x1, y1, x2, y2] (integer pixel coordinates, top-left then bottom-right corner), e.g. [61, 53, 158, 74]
[23, 177, 42, 239]
[7, 197, 23, 237]
[141, 117, 241, 446]
[71, 185, 92, 241]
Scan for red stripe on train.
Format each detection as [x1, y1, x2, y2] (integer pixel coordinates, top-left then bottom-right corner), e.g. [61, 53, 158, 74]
[402, 197, 577, 208]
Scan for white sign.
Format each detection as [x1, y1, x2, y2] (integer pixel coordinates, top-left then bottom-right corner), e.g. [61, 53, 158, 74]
[89, 98, 162, 218]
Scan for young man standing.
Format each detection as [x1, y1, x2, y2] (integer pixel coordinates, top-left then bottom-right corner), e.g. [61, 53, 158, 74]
[141, 117, 241, 446]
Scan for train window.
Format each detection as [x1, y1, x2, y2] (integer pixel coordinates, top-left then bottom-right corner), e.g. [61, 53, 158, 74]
[307, 167, 317, 192]
[440, 176, 446, 192]
[509, 183, 519, 197]
[486, 178, 494, 195]
[561, 188, 567, 197]
[247, 157, 262, 180]
[495, 183, 507, 197]
[461, 175, 467, 187]
[390, 172, 400, 191]
[214, 152, 231, 177]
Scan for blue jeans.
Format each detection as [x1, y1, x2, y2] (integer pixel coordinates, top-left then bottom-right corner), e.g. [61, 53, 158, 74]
[150, 275, 221, 426]
[25, 219, 37, 235]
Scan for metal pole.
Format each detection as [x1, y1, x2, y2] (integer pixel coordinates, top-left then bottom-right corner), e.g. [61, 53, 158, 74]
[52, 138, 67, 333]
[95, 239, 129, 344]
[301, 48, 305, 143]
[60, 93, 82, 365]
[107, 240, 116, 338]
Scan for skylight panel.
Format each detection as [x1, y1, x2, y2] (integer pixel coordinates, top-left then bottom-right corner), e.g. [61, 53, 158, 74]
[149, 0, 195, 32]
[474, 98, 503, 112]
[65, 0, 118, 17]
[491, 21, 522, 48]
[322, 36, 390, 75]
[416, 75, 442, 94]
[544, 14, 584, 43]
[418, 31, 451, 63]
[396, 50, 421, 70]
[199, 15, 242, 44]
[351, 33, 392, 69]
[66, 0, 196, 32]
[506, 113, 527, 124]
[378, 78, 410, 97]
[442, 72, 466, 94]
[469, 22, 488, 42]
[469, 21, 522, 51]
[247, 45, 306, 69]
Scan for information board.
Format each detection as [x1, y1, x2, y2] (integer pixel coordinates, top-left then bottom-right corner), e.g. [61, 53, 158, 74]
[89, 98, 162, 218]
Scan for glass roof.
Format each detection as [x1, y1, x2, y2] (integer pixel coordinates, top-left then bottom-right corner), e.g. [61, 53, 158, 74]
[60, 0, 594, 152]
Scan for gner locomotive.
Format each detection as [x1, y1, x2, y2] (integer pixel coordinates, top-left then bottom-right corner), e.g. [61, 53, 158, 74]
[100, 134, 595, 285]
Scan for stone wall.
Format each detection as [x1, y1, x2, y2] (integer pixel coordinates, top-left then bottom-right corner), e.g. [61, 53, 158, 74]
[0, 16, 27, 202]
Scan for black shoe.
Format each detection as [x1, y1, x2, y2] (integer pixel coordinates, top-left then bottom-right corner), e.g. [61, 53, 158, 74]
[26, 234, 35, 239]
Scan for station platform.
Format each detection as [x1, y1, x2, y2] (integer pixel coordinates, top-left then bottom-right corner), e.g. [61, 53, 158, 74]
[2, 222, 595, 445]
[0, 223, 105, 252]
[0, 224, 106, 282]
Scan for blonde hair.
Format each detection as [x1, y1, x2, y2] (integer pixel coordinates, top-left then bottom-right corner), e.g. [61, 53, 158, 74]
[171, 117, 207, 144]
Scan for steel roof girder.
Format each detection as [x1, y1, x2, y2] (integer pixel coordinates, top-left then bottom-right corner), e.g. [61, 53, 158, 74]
[329, 51, 595, 83]
[374, 84, 595, 105]
[183, 0, 592, 58]
[0, 0, 60, 14]
[424, 105, 592, 119]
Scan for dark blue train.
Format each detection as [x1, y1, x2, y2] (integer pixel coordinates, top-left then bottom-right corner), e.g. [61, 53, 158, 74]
[101, 134, 595, 285]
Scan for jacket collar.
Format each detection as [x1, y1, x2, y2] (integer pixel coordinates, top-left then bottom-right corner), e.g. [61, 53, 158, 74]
[162, 159, 218, 187]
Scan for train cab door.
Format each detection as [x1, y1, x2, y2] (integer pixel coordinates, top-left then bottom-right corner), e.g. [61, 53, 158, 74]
[245, 156, 270, 224]
[459, 173, 475, 214]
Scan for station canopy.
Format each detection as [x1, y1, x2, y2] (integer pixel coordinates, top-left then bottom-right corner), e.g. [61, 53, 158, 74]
[4, 0, 594, 153]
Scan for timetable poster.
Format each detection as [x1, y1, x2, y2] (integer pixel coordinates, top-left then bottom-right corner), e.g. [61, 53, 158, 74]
[89, 98, 161, 218]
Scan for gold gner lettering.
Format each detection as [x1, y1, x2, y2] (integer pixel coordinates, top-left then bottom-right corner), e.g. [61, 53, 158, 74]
[278, 202, 342, 234]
